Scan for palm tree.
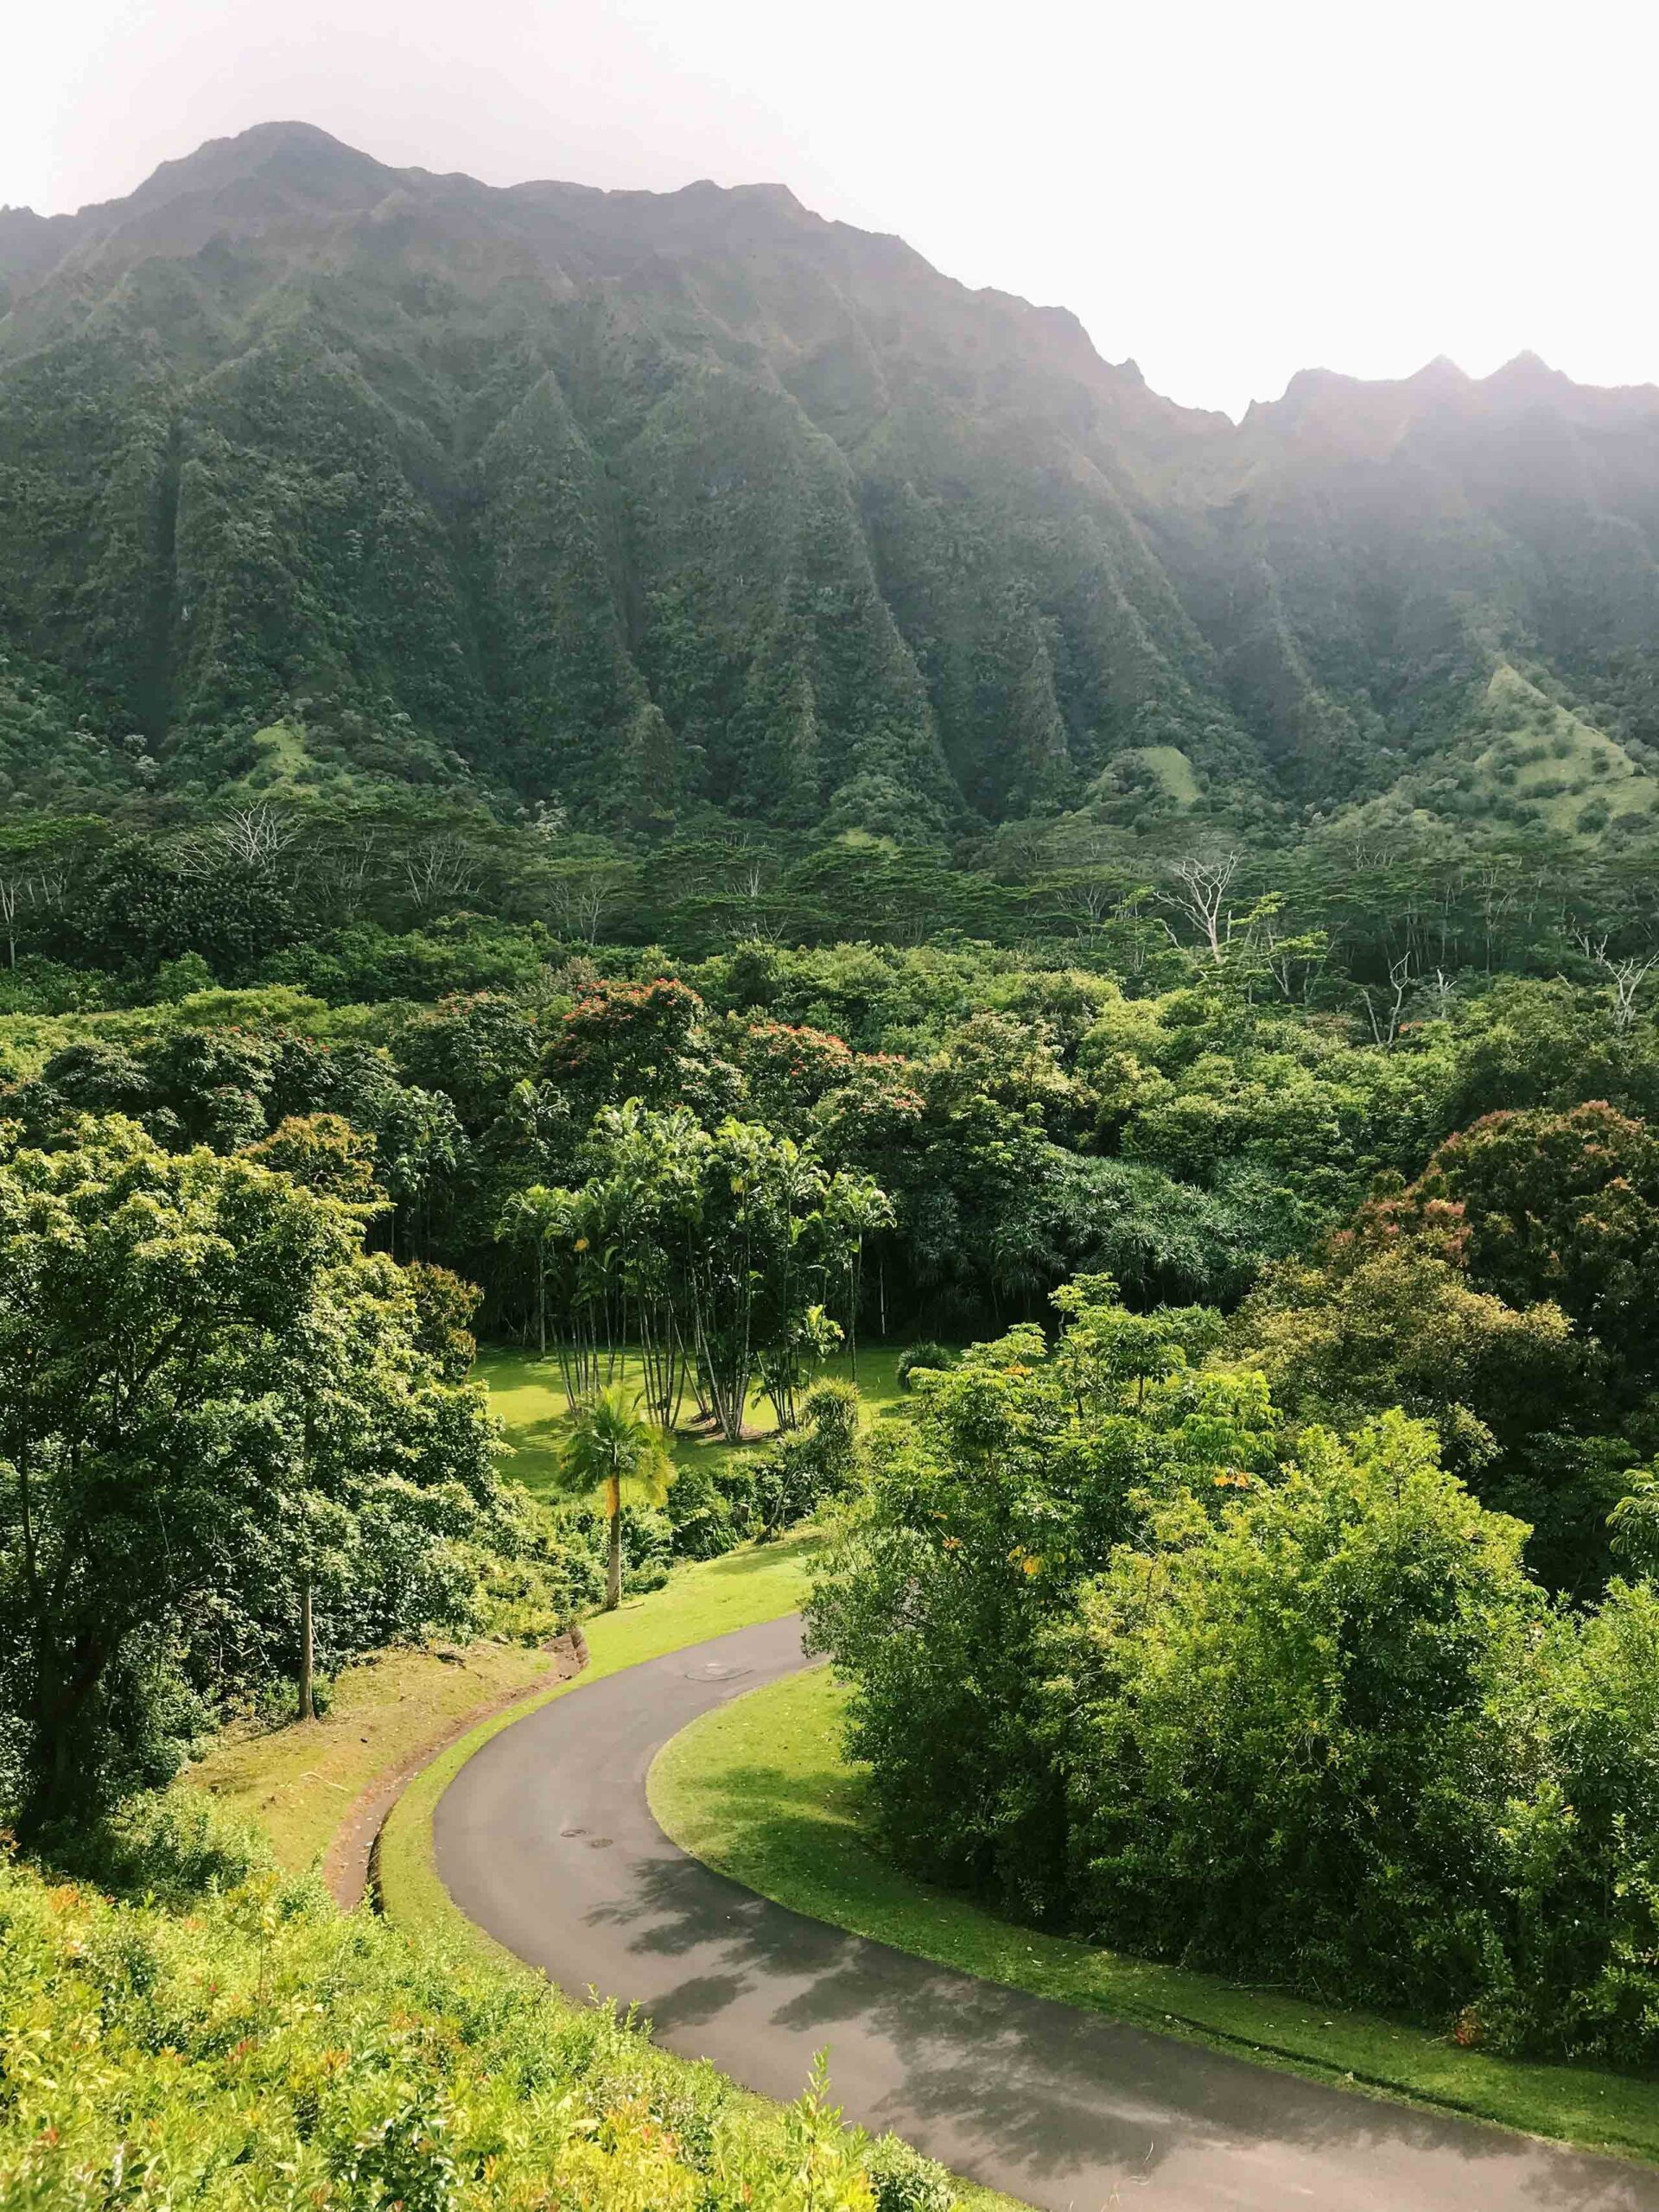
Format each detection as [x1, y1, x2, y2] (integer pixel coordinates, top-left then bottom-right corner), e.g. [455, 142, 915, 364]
[553, 1386, 675, 1610]
[496, 1184, 570, 1358]
[825, 1171, 893, 1382]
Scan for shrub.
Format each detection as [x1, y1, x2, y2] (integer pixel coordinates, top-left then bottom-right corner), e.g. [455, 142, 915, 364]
[812, 1281, 1659, 2063]
[747, 1381, 865, 1538]
[1051, 1415, 1542, 2016]
[897, 1342, 956, 1388]
[665, 1460, 747, 1559]
[0, 1853, 944, 2208]
[866, 2134, 958, 2212]
[27, 1789, 272, 1910]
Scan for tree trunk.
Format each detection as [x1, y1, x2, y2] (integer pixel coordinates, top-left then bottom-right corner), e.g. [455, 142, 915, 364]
[298, 1574, 315, 1721]
[606, 1477, 622, 1611]
[20, 1637, 109, 1839]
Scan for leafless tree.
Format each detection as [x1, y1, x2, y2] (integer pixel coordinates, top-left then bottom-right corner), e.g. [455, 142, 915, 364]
[1471, 860, 1521, 971]
[732, 855, 769, 906]
[548, 863, 629, 945]
[0, 866, 30, 970]
[403, 836, 482, 912]
[1426, 967, 1458, 1023]
[1573, 931, 1659, 1035]
[179, 802, 302, 877]
[310, 826, 386, 925]
[726, 854, 787, 944]
[1358, 951, 1419, 1046]
[0, 842, 72, 969]
[1154, 849, 1243, 963]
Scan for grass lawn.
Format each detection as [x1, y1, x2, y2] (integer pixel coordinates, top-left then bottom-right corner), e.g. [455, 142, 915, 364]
[375, 1529, 1027, 2212]
[188, 1531, 1020, 2212]
[477, 1341, 912, 1496]
[650, 1665, 1659, 2168]
[188, 1637, 562, 1875]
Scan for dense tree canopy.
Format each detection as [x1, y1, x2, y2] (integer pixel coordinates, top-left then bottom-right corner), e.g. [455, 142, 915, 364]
[0, 1118, 503, 1828]
[807, 1286, 1659, 2065]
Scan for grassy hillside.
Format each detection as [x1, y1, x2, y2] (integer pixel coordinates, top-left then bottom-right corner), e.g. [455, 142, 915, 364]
[1469, 664, 1659, 835]
[477, 1344, 910, 1494]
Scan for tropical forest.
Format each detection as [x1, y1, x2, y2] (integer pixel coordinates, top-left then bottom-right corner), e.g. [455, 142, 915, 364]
[3, 117, 1659, 2212]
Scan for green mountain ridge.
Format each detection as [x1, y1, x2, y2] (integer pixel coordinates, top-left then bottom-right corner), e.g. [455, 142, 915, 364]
[4, 120, 1659, 838]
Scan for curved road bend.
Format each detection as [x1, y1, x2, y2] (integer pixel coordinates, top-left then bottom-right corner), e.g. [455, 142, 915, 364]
[433, 1615, 1659, 2212]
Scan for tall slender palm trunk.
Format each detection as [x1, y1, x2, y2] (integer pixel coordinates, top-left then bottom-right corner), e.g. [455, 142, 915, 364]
[606, 1473, 622, 1610]
[298, 1574, 315, 1721]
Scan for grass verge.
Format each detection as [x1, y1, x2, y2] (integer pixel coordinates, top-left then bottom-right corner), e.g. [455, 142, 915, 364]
[188, 1637, 563, 1874]
[376, 1533, 824, 1941]
[650, 1664, 1659, 2167]
[188, 1341, 920, 1878]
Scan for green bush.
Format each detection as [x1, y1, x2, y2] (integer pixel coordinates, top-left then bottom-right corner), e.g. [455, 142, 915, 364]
[0, 1852, 940, 2209]
[896, 1343, 956, 1389]
[27, 1789, 272, 1910]
[748, 1382, 865, 1538]
[866, 2135, 958, 2212]
[665, 1460, 747, 1560]
[810, 1280, 1659, 2063]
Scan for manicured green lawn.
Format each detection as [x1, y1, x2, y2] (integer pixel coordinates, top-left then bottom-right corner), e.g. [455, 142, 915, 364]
[200, 1342, 921, 1885]
[477, 1342, 911, 1496]
[375, 1530, 1029, 2212]
[650, 1665, 1659, 2167]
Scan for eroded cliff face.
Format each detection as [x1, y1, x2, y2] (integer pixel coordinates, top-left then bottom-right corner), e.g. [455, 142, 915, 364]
[4, 120, 1657, 831]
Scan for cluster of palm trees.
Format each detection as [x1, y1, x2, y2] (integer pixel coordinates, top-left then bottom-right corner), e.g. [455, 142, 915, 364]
[498, 1101, 890, 1605]
[498, 1103, 890, 1440]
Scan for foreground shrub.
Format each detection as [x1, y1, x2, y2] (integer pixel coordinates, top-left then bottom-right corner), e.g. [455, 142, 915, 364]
[1049, 1417, 1659, 2061]
[0, 1851, 957, 2209]
[23, 1789, 271, 1910]
[807, 1284, 1255, 1921]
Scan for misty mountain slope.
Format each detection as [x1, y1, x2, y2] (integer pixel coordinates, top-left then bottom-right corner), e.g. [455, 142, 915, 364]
[3, 120, 1659, 832]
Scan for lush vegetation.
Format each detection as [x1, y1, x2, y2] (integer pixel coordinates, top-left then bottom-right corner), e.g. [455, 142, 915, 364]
[9, 112, 1659, 2202]
[804, 1281, 1659, 2071]
[3, 1529, 995, 2211]
[10, 126, 1659, 850]
[0, 1804, 966, 2212]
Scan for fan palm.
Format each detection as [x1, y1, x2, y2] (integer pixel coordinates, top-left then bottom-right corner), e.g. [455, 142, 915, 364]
[553, 1386, 675, 1610]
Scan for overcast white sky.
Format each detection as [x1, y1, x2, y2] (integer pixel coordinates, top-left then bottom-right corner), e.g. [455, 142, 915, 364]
[3, 0, 1651, 418]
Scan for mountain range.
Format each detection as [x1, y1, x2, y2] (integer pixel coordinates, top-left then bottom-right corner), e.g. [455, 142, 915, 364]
[4, 119, 1659, 842]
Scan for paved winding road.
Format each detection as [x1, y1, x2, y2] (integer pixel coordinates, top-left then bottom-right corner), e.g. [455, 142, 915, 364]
[433, 1615, 1659, 2212]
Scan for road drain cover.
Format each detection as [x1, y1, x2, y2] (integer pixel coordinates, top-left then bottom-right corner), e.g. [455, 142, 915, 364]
[683, 1662, 753, 1682]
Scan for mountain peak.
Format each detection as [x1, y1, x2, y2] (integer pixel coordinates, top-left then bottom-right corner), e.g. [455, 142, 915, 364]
[1488, 349, 1561, 387]
[118, 120, 397, 222]
[1408, 353, 1471, 387]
